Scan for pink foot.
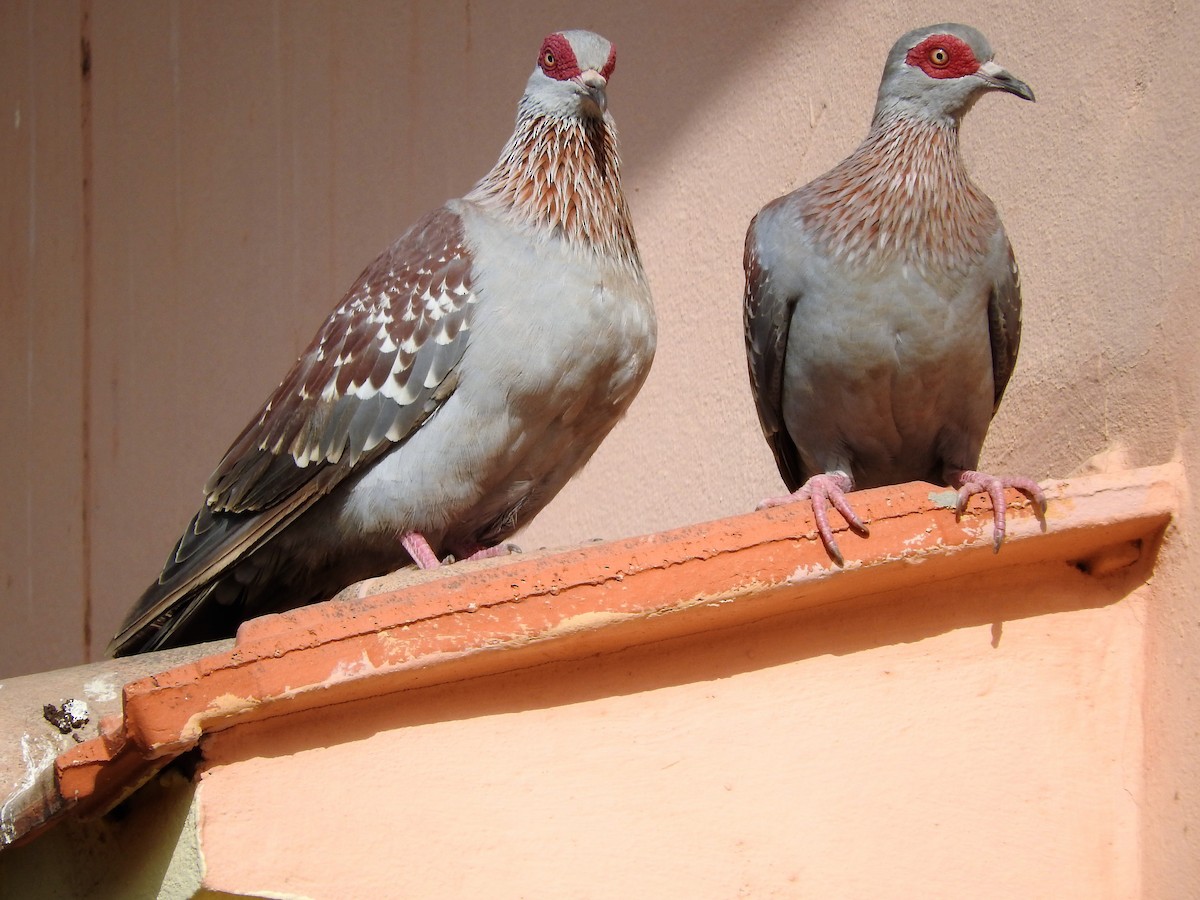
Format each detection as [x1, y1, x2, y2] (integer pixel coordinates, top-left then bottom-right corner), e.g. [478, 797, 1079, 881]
[402, 533, 522, 570]
[459, 542, 521, 563]
[758, 471, 868, 566]
[401, 531, 442, 569]
[948, 469, 1047, 551]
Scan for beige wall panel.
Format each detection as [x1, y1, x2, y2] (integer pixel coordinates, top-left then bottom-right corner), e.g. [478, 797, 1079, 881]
[0, 1, 86, 677]
[84, 2, 421, 655]
[81, 2, 813, 652]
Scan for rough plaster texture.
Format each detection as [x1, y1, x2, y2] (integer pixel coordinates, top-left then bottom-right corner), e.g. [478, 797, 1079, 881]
[194, 566, 1146, 899]
[2, 0, 1198, 891]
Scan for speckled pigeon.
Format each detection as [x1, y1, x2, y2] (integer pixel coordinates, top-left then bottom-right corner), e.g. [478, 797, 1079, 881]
[109, 30, 655, 656]
[744, 23, 1044, 564]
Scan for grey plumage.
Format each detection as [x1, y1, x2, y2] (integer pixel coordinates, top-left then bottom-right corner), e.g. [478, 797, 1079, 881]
[744, 24, 1044, 563]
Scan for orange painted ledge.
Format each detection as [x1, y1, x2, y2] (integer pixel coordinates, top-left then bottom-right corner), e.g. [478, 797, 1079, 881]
[55, 464, 1177, 820]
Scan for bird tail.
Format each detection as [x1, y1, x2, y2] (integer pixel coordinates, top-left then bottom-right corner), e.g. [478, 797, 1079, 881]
[107, 580, 224, 657]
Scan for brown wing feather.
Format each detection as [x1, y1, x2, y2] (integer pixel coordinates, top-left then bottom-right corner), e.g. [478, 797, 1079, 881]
[206, 206, 478, 511]
[744, 215, 807, 492]
[107, 205, 479, 655]
[987, 242, 1023, 412]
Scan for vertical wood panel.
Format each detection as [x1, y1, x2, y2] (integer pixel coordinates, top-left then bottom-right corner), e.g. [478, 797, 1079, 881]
[88, 1, 300, 656]
[0, 1, 87, 678]
[87, 0, 186, 661]
[84, 1, 475, 654]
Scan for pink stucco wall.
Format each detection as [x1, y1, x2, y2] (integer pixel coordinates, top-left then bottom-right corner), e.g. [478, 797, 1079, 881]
[196, 562, 1147, 897]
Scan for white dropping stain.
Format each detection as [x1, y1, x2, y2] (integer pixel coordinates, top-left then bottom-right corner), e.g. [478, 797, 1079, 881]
[787, 559, 855, 581]
[62, 698, 89, 722]
[13, 105, 19, 129]
[84, 674, 121, 702]
[1, 734, 58, 844]
[328, 651, 377, 682]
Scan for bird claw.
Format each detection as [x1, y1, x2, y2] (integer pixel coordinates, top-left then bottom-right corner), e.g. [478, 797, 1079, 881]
[461, 542, 522, 563]
[403, 534, 522, 569]
[759, 472, 866, 566]
[950, 470, 1046, 551]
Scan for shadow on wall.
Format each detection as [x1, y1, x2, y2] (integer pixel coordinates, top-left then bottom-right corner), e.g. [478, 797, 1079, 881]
[433, 1, 820, 186]
[77, 0, 836, 663]
[6, 1, 1078, 676]
[0, 770, 198, 897]
[204, 551, 1151, 764]
[2, 0, 846, 678]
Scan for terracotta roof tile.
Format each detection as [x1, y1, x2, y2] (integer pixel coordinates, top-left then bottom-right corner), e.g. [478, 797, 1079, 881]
[1, 466, 1178, 845]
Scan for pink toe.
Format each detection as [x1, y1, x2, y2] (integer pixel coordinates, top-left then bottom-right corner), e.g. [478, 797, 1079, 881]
[949, 470, 1045, 550]
[401, 532, 442, 570]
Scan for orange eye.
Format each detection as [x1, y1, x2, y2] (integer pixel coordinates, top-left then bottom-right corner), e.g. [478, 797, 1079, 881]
[543, 51, 556, 67]
[929, 47, 949, 66]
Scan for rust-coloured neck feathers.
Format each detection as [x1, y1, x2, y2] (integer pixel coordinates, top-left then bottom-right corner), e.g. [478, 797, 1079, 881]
[469, 104, 641, 268]
[795, 112, 999, 274]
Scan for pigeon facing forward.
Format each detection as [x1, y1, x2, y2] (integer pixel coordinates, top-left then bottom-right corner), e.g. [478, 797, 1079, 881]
[744, 23, 1044, 564]
[109, 30, 655, 656]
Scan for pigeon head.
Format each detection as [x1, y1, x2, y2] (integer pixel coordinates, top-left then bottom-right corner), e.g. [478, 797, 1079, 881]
[470, 28, 638, 264]
[874, 24, 1034, 124]
[523, 30, 617, 120]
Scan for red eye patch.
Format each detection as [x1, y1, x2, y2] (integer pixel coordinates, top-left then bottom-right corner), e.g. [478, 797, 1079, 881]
[904, 34, 980, 79]
[539, 33, 581, 80]
[537, 33, 617, 82]
[600, 44, 616, 80]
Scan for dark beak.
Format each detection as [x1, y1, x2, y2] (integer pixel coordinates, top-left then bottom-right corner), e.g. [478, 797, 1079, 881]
[978, 60, 1035, 102]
